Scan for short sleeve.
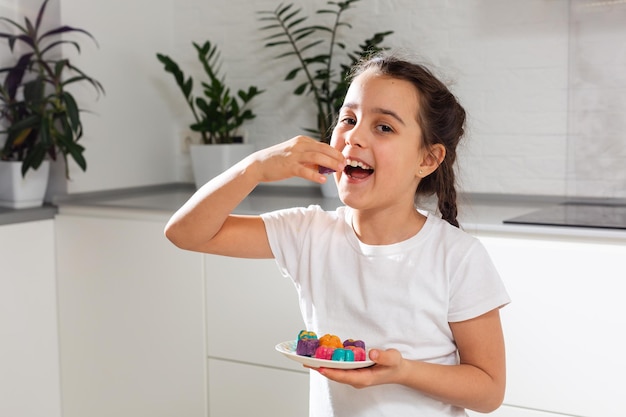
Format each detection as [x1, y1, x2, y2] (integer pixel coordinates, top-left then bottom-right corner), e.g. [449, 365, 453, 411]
[447, 239, 511, 322]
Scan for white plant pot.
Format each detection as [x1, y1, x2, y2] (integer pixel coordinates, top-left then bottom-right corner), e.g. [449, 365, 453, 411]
[0, 160, 51, 209]
[190, 143, 255, 189]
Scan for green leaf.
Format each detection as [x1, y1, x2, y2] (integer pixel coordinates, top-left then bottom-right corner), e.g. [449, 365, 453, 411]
[263, 32, 290, 41]
[293, 29, 316, 41]
[66, 141, 87, 171]
[258, 23, 282, 30]
[294, 82, 308, 95]
[21, 144, 47, 176]
[283, 10, 303, 23]
[286, 16, 307, 29]
[277, 3, 296, 17]
[61, 92, 80, 133]
[284, 67, 301, 81]
[274, 50, 298, 59]
[265, 40, 291, 48]
[299, 39, 324, 53]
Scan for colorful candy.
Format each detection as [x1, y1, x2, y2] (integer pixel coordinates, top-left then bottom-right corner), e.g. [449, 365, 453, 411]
[331, 348, 355, 362]
[298, 330, 318, 340]
[345, 346, 367, 361]
[319, 334, 343, 348]
[343, 339, 365, 349]
[296, 338, 320, 356]
[318, 165, 335, 175]
[295, 330, 367, 362]
[314, 346, 336, 360]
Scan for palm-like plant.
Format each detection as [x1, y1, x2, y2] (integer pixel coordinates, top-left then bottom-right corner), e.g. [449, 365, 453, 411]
[259, 0, 393, 142]
[157, 40, 264, 145]
[0, 0, 104, 177]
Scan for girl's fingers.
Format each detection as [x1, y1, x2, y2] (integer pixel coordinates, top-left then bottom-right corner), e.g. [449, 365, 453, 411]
[256, 136, 344, 183]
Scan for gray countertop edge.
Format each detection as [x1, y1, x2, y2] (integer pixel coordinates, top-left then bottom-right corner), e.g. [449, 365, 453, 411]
[50, 182, 570, 210]
[0, 204, 58, 226]
[3, 182, 626, 241]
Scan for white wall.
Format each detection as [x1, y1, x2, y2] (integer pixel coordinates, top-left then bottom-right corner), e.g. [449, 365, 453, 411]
[3, 0, 625, 198]
[58, 0, 178, 193]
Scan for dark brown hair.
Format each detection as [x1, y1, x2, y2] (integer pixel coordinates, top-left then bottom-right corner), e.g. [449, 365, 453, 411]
[348, 53, 466, 227]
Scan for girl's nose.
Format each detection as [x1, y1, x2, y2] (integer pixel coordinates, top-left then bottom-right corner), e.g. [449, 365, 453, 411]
[345, 125, 365, 148]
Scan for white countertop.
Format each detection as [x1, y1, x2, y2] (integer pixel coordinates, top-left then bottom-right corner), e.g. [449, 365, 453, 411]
[49, 183, 626, 243]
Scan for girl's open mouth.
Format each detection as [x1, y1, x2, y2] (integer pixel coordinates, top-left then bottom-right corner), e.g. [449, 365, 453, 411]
[344, 158, 374, 179]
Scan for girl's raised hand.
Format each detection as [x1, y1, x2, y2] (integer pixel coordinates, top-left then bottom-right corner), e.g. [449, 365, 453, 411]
[250, 136, 345, 184]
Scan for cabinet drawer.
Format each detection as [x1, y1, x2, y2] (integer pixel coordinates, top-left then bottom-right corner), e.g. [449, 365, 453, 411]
[205, 255, 305, 371]
[208, 358, 308, 416]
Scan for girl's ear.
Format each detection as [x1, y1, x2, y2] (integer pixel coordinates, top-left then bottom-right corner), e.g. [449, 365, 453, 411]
[418, 144, 446, 178]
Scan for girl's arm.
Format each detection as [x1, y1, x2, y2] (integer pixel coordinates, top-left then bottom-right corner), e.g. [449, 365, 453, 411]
[164, 136, 345, 258]
[317, 308, 506, 413]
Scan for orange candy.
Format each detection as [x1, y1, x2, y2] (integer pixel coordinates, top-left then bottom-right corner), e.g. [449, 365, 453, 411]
[318, 333, 342, 348]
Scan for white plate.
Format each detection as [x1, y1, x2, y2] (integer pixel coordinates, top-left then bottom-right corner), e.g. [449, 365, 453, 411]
[275, 340, 375, 370]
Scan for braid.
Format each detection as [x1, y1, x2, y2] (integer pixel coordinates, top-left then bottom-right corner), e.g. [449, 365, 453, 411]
[435, 160, 459, 228]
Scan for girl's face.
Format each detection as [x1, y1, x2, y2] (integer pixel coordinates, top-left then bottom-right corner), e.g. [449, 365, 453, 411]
[330, 69, 428, 212]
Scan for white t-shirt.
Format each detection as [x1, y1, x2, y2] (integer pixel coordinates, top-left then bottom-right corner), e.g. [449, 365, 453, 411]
[261, 205, 510, 417]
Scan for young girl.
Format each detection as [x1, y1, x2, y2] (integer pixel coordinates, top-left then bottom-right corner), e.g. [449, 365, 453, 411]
[165, 52, 510, 416]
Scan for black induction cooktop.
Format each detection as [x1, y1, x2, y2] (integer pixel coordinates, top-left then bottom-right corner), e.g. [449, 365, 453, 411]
[503, 203, 626, 230]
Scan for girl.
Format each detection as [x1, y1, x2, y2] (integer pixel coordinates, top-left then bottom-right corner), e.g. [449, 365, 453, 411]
[165, 53, 510, 416]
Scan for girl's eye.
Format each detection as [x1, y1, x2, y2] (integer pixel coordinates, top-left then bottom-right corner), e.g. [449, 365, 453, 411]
[377, 124, 394, 133]
[341, 117, 356, 126]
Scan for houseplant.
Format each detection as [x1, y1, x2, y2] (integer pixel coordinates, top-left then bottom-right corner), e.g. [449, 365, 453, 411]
[258, 0, 393, 143]
[157, 40, 264, 187]
[0, 0, 104, 208]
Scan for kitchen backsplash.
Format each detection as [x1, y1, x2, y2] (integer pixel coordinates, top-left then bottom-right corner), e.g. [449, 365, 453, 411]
[567, 1, 626, 198]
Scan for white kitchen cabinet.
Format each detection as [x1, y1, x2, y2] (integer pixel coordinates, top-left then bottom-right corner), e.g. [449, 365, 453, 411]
[204, 254, 310, 414]
[0, 219, 61, 417]
[477, 234, 626, 417]
[55, 213, 206, 417]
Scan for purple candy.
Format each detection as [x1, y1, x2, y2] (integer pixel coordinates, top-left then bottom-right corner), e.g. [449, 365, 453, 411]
[343, 339, 366, 349]
[296, 338, 320, 356]
[318, 166, 335, 175]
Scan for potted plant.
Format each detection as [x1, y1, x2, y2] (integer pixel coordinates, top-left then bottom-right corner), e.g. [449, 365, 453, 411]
[157, 40, 264, 188]
[0, 0, 104, 208]
[258, 0, 393, 144]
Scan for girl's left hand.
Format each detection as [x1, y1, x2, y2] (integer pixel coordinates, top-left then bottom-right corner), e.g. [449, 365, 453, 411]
[311, 348, 406, 389]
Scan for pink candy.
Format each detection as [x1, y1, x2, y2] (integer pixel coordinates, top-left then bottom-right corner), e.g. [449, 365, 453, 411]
[345, 346, 367, 361]
[314, 346, 335, 360]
